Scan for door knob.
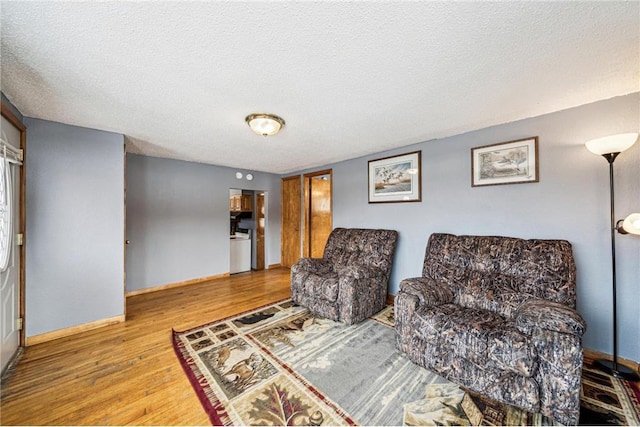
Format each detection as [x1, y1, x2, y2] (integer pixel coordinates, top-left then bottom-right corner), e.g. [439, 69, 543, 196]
[125, 240, 131, 245]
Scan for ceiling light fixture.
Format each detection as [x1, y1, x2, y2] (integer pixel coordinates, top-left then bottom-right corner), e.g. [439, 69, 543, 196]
[245, 113, 285, 136]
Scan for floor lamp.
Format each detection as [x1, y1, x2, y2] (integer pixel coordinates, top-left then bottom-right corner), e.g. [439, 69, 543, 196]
[585, 132, 640, 381]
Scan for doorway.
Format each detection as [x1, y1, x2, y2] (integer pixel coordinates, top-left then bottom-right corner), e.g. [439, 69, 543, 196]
[303, 170, 333, 258]
[1, 105, 26, 374]
[229, 189, 267, 273]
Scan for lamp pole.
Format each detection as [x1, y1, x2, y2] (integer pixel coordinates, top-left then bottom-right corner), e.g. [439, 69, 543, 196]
[592, 151, 639, 381]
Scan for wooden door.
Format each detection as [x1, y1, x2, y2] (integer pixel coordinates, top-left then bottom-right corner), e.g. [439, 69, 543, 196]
[1, 106, 26, 372]
[303, 170, 333, 258]
[281, 176, 301, 268]
[256, 193, 265, 270]
[309, 176, 332, 257]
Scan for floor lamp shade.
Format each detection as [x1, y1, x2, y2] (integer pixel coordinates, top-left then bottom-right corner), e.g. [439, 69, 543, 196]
[585, 133, 638, 155]
[585, 132, 639, 381]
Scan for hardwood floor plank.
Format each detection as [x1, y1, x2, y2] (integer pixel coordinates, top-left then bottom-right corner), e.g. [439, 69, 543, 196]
[0, 268, 291, 425]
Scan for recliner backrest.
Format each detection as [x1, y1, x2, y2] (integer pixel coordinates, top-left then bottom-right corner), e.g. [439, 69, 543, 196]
[422, 233, 577, 308]
[323, 228, 398, 273]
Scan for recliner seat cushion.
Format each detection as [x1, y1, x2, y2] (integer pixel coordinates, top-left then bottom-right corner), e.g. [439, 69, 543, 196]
[455, 272, 533, 318]
[413, 305, 537, 377]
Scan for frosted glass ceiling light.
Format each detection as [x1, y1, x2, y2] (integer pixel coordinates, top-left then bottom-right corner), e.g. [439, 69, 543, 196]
[245, 113, 285, 136]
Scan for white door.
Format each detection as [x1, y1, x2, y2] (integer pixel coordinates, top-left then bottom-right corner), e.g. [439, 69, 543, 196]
[0, 116, 22, 374]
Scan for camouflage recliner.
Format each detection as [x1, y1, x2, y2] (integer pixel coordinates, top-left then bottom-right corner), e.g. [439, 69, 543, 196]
[291, 228, 398, 325]
[395, 233, 586, 426]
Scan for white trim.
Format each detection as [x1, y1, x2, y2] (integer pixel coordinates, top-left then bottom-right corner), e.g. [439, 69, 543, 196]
[0, 131, 23, 165]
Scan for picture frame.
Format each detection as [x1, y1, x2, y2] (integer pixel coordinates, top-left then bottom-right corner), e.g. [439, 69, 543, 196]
[368, 150, 421, 203]
[471, 137, 539, 187]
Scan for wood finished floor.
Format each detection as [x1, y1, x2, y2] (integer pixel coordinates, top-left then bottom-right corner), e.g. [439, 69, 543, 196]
[0, 268, 292, 426]
[3, 268, 639, 425]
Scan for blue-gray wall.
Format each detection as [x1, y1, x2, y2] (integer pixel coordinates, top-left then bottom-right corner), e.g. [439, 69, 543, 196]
[293, 93, 640, 362]
[1, 92, 23, 122]
[24, 118, 125, 337]
[125, 154, 282, 291]
[11, 90, 640, 362]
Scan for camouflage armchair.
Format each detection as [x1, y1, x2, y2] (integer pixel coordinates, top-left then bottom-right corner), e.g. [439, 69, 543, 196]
[395, 233, 586, 426]
[291, 228, 398, 325]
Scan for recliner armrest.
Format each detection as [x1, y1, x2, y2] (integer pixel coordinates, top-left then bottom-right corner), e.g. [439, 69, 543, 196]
[398, 277, 454, 307]
[515, 299, 586, 336]
[291, 257, 334, 275]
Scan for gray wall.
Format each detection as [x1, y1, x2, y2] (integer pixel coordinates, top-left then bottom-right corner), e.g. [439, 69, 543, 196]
[125, 154, 282, 291]
[16, 92, 640, 362]
[24, 118, 125, 337]
[294, 93, 640, 361]
[1, 92, 23, 122]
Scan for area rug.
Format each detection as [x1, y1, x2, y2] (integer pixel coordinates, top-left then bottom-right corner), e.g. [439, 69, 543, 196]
[579, 359, 640, 425]
[172, 300, 640, 426]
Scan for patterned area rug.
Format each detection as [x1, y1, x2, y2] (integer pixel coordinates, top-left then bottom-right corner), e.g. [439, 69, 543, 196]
[173, 300, 640, 426]
[579, 359, 640, 425]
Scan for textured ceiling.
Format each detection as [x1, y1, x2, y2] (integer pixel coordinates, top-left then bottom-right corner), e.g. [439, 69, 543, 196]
[1, 1, 638, 174]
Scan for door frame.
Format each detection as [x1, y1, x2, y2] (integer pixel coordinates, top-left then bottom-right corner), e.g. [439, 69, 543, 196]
[256, 192, 265, 270]
[1, 102, 26, 347]
[123, 146, 127, 318]
[302, 169, 333, 257]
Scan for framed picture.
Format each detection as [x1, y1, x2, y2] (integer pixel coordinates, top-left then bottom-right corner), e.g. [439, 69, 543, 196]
[471, 137, 539, 187]
[368, 150, 421, 203]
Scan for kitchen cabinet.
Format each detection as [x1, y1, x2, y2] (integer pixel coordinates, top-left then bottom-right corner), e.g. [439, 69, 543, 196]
[230, 194, 240, 211]
[240, 194, 252, 211]
[230, 194, 253, 212]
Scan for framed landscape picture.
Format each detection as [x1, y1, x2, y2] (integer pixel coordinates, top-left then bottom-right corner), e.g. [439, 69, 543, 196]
[471, 137, 539, 187]
[368, 150, 421, 203]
